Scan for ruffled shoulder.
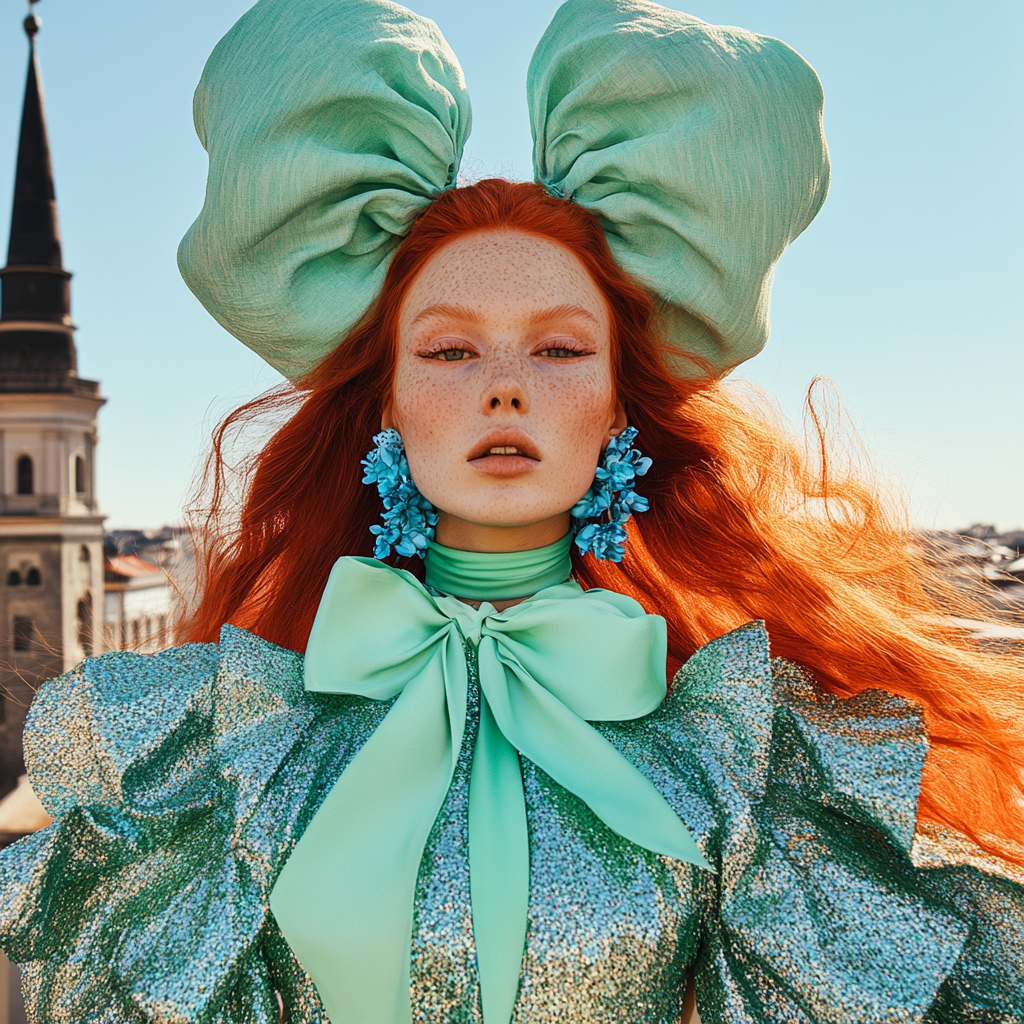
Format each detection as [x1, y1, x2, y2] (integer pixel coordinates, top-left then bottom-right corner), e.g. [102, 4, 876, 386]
[630, 622, 1024, 1023]
[0, 626, 387, 1023]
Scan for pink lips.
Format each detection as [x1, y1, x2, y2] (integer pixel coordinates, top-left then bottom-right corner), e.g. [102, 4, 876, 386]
[468, 429, 541, 476]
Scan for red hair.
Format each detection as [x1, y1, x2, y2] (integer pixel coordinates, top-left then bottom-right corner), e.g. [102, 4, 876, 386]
[184, 179, 1024, 864]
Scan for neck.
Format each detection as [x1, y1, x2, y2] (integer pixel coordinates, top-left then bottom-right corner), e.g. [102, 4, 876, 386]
[433, 511, 571, 553]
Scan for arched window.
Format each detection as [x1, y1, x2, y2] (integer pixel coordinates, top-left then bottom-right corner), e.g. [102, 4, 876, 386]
[79, 544, 90, 563]
[77, 593, 93, 657]
[16, 455, 33, 495]
[6, 570, 21, 587]
[12, 617, 33, 652]
[75, 455, 86, 494]
[25, 567, 40, 586]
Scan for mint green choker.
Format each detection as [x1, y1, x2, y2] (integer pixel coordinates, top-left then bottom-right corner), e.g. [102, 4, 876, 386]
[424, 534, 573, 601]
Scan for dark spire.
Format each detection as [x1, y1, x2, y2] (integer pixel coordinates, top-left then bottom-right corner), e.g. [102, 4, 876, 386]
[6, 8, 63, 269]
[0, 4, 94, 394]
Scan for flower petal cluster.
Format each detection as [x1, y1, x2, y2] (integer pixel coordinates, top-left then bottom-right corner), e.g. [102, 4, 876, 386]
[362, 429, 438, 559]
[571, 427, 652, 562]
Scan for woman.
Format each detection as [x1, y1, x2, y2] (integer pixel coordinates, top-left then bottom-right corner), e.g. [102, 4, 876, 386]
[1, 1, 1022, 1022]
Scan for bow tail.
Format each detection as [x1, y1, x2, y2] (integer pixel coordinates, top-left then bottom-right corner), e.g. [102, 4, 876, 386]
[271, 630, 468, 1024]
[469, 697, 530, 1024]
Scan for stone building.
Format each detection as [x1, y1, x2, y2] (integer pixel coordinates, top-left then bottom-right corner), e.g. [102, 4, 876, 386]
[0, 10, 104, 804]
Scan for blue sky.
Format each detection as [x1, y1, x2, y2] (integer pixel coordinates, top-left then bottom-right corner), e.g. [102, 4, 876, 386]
[1, 0, 1021, 530]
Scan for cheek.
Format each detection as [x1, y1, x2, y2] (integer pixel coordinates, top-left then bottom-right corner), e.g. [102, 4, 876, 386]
[540, 365, 615, 438]
[533, 367, 616, 488]
[388, 364, 478, 488]
[391, 365, 457, 441]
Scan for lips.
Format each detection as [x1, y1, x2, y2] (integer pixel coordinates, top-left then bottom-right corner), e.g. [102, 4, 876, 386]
[468, 430, 541, 462]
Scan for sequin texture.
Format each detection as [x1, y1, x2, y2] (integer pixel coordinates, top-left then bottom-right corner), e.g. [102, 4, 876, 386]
[0, 621, 1021, 1022]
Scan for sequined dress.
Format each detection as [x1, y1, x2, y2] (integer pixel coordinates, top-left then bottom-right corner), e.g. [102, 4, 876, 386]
[0, 620, 1021, 1023]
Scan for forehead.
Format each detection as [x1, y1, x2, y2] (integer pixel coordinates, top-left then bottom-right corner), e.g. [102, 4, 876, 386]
[400, 229, 608, 324]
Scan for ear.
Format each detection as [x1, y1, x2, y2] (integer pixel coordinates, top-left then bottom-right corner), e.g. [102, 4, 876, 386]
[606, 399, 628, 441]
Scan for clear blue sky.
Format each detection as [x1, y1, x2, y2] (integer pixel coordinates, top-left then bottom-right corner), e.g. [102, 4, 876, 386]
[1, 0, 1021, 531]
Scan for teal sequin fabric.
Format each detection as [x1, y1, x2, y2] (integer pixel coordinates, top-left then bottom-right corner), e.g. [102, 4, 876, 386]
[0, 622, 1021, 1022]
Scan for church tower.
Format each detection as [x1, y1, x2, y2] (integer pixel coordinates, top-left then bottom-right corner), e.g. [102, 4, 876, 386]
[0, 6, 105, 797]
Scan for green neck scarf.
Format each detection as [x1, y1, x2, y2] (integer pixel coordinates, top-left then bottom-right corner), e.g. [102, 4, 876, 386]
[424, 534, 573, 600]
[271, 554, 709, 1024]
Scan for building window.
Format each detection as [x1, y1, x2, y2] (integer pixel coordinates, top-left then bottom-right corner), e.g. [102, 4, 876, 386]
[75, 455, 86, 494]
[79, 544, 90, 563]
[25, 567, 41, 586]
[77, 594, 93, 657]
[6, 570, 20, 587]
[16, 455, 33, 495]
[13, 617, 33, 652]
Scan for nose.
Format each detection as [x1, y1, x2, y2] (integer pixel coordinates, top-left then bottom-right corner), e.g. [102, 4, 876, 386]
[482, 377, 529, 415]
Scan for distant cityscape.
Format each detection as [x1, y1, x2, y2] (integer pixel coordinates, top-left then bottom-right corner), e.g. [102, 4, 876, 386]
[916, 524, 1024, 627]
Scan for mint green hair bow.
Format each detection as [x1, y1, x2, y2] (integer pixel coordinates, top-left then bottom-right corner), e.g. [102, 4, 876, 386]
[179, 0, 829, 382]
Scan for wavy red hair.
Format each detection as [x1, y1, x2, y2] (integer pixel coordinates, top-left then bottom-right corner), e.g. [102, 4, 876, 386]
[183, 179, 1024, 865]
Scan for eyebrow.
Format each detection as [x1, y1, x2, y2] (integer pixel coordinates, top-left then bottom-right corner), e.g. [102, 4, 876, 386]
[410, 303, 482, 326]
[409, 303, 601, 328]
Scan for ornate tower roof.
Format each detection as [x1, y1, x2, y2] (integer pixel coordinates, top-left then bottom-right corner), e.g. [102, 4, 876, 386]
[0, 5, 97, 395]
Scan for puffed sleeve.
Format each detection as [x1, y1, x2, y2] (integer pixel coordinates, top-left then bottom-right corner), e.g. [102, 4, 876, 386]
[650, 623, 1024, 1023]
[0, 640, 282, 1023]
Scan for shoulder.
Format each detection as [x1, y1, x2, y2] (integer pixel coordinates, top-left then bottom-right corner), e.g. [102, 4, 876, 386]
[23, 624, 351, 819]
[616, 620, 928, 845]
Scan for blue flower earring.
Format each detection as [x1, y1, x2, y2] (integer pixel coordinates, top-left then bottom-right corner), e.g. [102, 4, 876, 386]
[361, 429, 438, 559]
[571, 427, 652, 562]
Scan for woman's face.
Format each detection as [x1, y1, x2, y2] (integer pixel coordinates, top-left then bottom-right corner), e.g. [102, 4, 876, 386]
[385, 228, 626, 551]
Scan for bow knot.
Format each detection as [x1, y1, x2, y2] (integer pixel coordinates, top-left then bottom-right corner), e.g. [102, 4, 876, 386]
[270, 557, 708, 1024]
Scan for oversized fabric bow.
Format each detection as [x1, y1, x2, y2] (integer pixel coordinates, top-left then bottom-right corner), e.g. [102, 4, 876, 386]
[179, 0, 829, 381]
[270, 557, 708, 1024]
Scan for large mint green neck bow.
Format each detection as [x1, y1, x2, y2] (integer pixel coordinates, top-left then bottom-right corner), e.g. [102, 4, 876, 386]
[270, 557, 708, 1024]
[179, 0, 829, 382]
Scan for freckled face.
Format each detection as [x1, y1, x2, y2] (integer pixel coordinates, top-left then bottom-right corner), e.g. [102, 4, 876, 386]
[386, 229, 625, 541]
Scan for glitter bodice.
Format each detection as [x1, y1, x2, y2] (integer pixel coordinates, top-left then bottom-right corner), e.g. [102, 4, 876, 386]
[1, 622, 1022, 1022]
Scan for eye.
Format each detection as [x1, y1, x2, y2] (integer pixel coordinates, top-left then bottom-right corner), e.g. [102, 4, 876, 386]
[540, 346, 585, 359]
[421, 342, 478, 362]
[536, 338, 593, 359]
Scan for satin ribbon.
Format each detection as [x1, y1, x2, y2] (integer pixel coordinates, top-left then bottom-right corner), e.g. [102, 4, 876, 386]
[270, 557, 709, 1024]
[424, 534, 573, 600]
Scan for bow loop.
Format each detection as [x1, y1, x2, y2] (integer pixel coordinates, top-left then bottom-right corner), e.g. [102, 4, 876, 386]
[304, 557, 457, 700]
[529, 0, 829, 376]
[179, 0, 471, 381]
[481, 585, 667, 721]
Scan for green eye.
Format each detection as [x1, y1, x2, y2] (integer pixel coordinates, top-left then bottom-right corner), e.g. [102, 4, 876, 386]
[440, 349, 469, 361]
[542, 347, 578, 358]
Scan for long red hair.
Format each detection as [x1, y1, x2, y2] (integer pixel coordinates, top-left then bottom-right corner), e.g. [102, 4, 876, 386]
[184, 179, 1024, 864]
